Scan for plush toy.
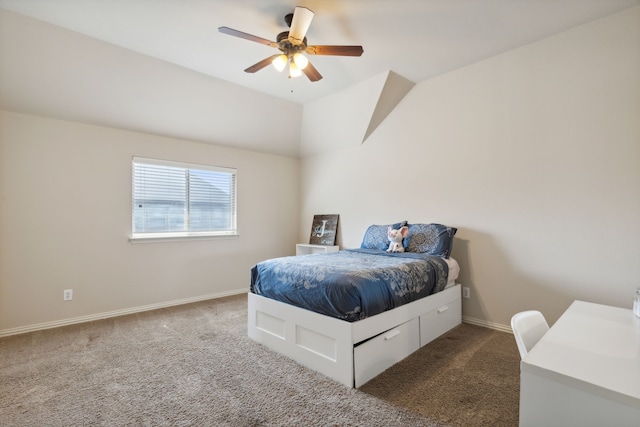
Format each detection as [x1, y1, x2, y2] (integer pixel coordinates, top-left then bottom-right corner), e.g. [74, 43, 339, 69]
[386, 226, 408, 253]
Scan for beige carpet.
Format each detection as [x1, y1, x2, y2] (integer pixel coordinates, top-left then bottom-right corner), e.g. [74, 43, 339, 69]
[0, 294, 520, 426]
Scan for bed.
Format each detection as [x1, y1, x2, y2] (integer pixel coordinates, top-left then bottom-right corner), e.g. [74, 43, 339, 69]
[248, 222, 461, 387]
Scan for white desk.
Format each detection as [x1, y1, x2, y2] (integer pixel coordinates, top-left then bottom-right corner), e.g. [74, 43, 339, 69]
[519, 300, 640, 427]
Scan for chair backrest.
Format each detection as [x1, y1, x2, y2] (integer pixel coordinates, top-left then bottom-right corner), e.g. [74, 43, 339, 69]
[511, 310, 549, 359]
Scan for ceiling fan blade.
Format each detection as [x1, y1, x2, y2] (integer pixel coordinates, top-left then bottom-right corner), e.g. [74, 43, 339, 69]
[244, 55, 280, 73]
[302, 61, 322, 82]
[218, 26, 278, 48]
[288, 6, 314, 45]
[306, 45, 364, 56]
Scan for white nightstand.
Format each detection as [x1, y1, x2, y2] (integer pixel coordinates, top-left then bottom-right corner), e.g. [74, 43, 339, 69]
[296, 243, 339, 255]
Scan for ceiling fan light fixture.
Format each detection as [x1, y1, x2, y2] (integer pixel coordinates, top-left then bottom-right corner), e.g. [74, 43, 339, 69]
[289, 61, 302, 78]
[293, 53, 309, 69]
[272, 54, 288, 72]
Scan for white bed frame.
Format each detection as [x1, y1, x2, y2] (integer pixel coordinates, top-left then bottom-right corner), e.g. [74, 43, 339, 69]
[247, 284, 461, 388]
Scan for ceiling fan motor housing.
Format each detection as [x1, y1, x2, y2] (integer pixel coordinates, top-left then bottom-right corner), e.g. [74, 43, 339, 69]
[276, 31, 307, 54]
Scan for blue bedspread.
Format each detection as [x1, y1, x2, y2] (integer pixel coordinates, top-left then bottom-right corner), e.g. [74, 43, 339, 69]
[250, 249, 449, 322]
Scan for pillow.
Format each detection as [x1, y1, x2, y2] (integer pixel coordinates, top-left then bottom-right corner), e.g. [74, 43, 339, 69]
[360, 221, 407, 251]
[405, 223, 457, 258]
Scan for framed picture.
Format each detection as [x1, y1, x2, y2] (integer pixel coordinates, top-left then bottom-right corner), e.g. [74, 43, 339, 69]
[309, 214, 339, 246]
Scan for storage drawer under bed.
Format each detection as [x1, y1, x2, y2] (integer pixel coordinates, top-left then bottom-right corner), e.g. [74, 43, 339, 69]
[419, 294, 462, 346]
[353, 317, 420, 387]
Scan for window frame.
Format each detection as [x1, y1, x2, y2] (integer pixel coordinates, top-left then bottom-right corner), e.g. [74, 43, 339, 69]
[130, 157, 238, 242]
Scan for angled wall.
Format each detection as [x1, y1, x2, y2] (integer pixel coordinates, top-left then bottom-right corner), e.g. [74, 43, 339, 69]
[363, 71, 415, 142]
[0, 8, 302, 158]
[300, 70, 415, 157]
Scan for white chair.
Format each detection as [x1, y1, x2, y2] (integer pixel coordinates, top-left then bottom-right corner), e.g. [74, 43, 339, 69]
[511, 310, 549, 359]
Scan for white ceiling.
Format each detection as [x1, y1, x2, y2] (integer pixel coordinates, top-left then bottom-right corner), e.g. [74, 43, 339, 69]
[2, 0, 639, 105]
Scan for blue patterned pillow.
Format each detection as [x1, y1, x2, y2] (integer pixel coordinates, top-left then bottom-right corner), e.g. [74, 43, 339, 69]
[405, 223, 457, 258]
[360, 222, 407, 251]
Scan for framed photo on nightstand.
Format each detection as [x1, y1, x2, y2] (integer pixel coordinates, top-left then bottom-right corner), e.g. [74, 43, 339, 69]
[309, 214, 339, 246]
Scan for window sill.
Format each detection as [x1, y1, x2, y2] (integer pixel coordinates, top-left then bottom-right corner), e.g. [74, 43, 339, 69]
[129, 232, 239, 244]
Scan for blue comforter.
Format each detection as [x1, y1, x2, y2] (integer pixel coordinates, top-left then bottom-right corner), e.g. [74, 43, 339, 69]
[250, 249, 449, 322]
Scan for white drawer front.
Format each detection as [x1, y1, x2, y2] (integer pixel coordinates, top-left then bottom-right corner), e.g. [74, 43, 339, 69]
[419, 297, 461, 347]
[354, 318, 420, 387]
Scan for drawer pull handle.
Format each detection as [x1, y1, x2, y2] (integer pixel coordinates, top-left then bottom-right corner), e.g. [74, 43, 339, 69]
[437, 305, 449, 314]
[384, 330, 401, 340]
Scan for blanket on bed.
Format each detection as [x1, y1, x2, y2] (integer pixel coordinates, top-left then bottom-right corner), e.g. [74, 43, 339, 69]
[250, 249, 449, 322]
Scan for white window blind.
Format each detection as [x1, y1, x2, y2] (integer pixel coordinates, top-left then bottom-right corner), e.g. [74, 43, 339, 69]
[132, 157, 237, 239]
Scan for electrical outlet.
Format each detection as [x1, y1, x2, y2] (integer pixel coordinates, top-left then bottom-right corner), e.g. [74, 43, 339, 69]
[462, 287, 470, 299]
[63, 289, 73, 301]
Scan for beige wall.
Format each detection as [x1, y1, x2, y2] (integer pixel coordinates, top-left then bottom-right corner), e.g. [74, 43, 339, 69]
[0, 111, 299, 334]
[1, 6, 638, 335]
[299, 7, 640, 327]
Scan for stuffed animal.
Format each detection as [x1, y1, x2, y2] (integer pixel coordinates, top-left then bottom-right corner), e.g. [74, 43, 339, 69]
[386, 226, 408, 253]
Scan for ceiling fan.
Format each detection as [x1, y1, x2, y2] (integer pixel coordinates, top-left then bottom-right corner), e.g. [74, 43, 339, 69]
[218, 6, 364, 82]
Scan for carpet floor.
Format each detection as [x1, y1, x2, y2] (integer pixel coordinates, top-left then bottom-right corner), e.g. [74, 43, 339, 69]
[0, 294, 520, 426]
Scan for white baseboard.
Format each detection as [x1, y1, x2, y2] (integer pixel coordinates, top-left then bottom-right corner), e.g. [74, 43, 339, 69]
[462, 315, 513, 334]
[1, 295, 513, 338]
[0, 289, 247, 338]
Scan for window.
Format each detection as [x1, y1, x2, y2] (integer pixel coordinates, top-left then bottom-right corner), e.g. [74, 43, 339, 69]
[132, 157, 237, 239]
